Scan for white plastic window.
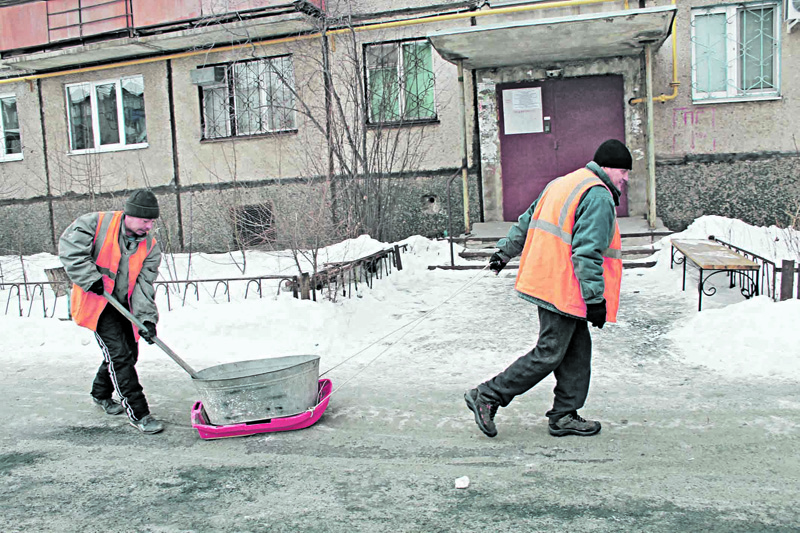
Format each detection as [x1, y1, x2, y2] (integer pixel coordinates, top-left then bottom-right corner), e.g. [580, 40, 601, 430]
[65, 75, 148, 153]
[0, 94, 22, 161]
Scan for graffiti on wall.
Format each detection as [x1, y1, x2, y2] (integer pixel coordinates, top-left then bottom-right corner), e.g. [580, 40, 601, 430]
[672, 106, 716, 154]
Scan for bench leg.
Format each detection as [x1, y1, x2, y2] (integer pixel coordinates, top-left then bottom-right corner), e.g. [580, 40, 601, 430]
[698, 268, 704, 311]
[683, 259, 687, 291]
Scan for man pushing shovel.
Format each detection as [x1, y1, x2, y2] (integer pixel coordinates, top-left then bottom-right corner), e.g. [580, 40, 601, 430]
[59, 189, 164, 434]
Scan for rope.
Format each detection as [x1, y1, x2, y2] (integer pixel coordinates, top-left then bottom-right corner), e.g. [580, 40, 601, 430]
[311, 265, 491, 408]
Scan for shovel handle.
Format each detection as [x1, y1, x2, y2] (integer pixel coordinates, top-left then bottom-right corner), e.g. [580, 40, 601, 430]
[102, 292, 200, 379]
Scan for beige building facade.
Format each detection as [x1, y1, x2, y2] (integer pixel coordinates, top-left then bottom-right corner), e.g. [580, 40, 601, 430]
[0, 0, 797, 255]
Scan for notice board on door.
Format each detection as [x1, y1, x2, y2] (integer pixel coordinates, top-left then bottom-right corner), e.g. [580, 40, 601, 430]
[502, 87, 543, 135]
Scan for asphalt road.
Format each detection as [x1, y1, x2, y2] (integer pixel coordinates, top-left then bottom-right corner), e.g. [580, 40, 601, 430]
[2, 273, 799, 532]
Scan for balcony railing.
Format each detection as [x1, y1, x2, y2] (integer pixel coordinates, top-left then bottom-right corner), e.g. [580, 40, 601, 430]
[0, 0, 325, 54]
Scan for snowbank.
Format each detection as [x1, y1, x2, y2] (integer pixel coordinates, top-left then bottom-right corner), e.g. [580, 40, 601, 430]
[666, 296, 800, 379]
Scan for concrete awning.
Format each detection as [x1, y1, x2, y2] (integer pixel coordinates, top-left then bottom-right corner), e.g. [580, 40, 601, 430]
[427, 5, 676, 69]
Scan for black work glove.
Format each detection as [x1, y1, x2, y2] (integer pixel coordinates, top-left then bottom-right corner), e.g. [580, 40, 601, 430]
[88, 278, 105, 296]
[586, 300, 607, 329]
[139, 321, 157, 344]
[489, 251, 509, 274]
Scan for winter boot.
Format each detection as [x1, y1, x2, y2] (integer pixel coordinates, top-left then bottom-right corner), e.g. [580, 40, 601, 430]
[92, 396, 125, 416]
[129, 414, 164, 434]
[548, 412, 601, 437]
[464, 388, 499, 438]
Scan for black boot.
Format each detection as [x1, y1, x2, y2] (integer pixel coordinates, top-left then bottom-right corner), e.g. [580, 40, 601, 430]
[464, 388, 499, 438]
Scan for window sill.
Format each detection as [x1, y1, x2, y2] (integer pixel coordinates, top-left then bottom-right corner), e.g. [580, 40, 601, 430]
[68, 143, 149, 156]
[200, 130, 298, 143]
[0, 153, 23, 163]
[692, 95, 782, 105]
[367, 118, 440, 130]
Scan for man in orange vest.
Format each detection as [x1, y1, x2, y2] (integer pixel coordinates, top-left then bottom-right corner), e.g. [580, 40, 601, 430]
[465, 139, 631, 438]
[59, 190, 164, 434]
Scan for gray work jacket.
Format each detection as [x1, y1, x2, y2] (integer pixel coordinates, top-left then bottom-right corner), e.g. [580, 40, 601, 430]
[58, 211, 161, 325]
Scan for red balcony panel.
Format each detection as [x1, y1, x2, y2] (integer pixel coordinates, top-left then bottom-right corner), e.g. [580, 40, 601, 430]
[131, 0, 203, 28]
[47, 0, 81, 14]
[200, 0, 293, 15]
[0, 1, 49, 51]
[305, 0, 325, 10]
[45, 0, 132, 43]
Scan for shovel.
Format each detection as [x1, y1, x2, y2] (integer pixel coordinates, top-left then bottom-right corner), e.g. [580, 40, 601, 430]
[103, 292, 199, 379]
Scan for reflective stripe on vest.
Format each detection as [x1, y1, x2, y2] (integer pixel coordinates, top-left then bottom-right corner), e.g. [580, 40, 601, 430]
[514, 168, 623, 323]
[71, 211, 155, 338]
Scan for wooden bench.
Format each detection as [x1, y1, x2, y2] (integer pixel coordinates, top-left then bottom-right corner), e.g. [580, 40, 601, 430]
[670, 239, 761, 311]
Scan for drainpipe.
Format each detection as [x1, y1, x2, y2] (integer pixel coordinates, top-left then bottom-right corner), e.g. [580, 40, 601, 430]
[644, 44, 657, 229]
[457, 59, 471, 235]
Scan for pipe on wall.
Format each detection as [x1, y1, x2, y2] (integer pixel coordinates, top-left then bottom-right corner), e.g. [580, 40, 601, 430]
[629, 0, 679, 105]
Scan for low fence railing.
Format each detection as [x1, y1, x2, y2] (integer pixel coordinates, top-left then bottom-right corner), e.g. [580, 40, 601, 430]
[305, 244, 407, 302]
[710, 236, 799, 301]
[1, 245, 408, 318]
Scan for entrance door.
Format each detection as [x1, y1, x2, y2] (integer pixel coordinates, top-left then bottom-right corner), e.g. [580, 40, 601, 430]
[498, 75, 627, 221]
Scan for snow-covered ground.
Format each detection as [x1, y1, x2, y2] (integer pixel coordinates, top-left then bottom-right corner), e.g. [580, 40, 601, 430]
[1, 216, 798, 386]
[2, 216, 800, 532]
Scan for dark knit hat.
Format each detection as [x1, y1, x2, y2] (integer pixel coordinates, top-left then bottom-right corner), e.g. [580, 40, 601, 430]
[593, 139, 632, 170]
[124, 190, 160, 219]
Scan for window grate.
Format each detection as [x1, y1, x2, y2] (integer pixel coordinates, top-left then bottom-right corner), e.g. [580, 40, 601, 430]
[200, 55, 296, 140]
[690, 3, 779, 101]
[232, 203, 276, 248]
[366, 40, 436, 124]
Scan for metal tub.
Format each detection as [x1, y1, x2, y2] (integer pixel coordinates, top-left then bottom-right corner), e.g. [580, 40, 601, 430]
[192, 355, 320, 425]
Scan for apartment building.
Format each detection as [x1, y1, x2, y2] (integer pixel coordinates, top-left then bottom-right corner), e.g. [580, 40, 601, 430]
[0, 0, 796, 254]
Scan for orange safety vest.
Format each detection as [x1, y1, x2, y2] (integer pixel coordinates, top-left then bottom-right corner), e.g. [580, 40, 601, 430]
[71, 211, 156, 340]
[515, 168, 623, 323]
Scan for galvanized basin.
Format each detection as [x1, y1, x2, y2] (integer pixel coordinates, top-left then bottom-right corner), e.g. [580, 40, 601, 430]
[192, 355, 320, 425]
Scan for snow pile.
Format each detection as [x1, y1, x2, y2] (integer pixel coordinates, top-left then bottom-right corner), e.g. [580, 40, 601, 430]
[666, 296, 800, 379]
[648, 215, 800, 270]
[1, 216, 798, 383]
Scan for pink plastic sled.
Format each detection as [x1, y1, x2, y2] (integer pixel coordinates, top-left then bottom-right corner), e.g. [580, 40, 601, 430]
[191, 378, 332, 440]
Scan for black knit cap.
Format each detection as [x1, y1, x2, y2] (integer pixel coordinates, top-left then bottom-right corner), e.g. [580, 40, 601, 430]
[593, 139, 632, 170]
[124, 190, 160, 219]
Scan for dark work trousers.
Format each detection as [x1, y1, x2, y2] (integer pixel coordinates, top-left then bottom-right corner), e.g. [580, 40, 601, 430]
[91, 303, 149, 421]
[478, 306, 592, 423]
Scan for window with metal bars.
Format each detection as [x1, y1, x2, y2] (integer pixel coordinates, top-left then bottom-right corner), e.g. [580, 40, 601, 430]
[0, 94, 21, 161]
[232, 202, 276, 248]
[690, 2, 780, 102]
[200, 55, 296, 140]
[365, 40, 436, 124]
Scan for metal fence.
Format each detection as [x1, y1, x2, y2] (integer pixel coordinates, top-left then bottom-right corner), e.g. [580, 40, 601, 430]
[710, 236, 799, 301]
[1, 245, 408, 318]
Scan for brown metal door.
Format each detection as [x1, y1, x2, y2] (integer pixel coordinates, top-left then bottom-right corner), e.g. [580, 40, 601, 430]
[498, 75, 627, 221]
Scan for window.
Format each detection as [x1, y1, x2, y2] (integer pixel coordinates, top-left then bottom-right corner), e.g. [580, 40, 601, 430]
[232, 203, 276, 247]
[691, 3, 780, 101]
[65, 76, 148, 153]
[0, 95, 22, 161]
[366, 40, 436, 124]
[200, 55, 296, 140]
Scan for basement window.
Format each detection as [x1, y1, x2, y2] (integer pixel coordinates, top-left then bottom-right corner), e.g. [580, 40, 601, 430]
[0, 94, 22, 162]
[232, 203, 276, 248]
[65, 75, 148, 153]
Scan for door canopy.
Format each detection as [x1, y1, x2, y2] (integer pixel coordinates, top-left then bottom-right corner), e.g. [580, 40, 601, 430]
[427, 5, 676, 69]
